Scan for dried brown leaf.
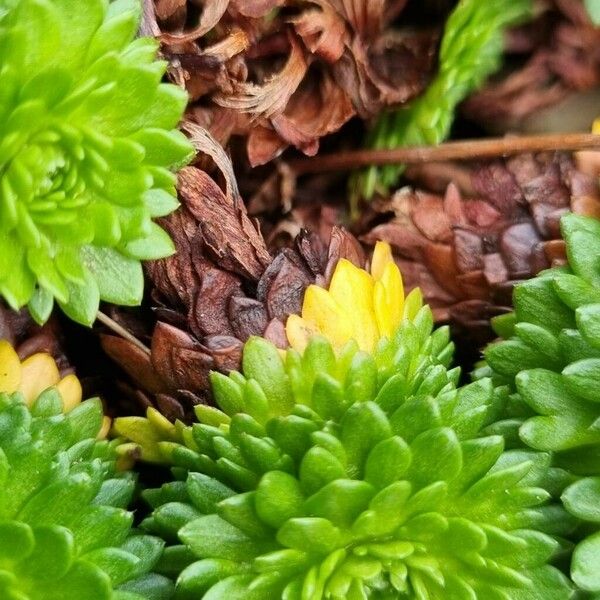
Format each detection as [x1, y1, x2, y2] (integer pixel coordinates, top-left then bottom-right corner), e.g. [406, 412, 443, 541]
[100, 335, 169, 395]
[159, 0, 230, 43]
[178, 166, 271, 280]
[329, 0, 385, 39]
[213, 33, 308, 119]
[290, 1, 348, 63]
[229, 0, 284, 18]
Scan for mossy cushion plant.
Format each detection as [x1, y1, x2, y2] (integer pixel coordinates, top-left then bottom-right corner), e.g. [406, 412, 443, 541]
[116, 243, 573, 599]
[0, 0, 193, 326]
[0, 341, 173, 599]
[480, 213, 600, 595]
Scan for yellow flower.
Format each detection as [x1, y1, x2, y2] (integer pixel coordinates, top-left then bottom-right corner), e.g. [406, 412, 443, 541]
[0, 339, 110, 437]
[286, 241, 423, 353]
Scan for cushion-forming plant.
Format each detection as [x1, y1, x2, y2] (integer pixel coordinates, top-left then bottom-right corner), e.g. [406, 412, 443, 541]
[0, 340, 173, 599]
[116, 243, 574, 599]
[481, 214, 600, 595]
[0, 0, 193, 325]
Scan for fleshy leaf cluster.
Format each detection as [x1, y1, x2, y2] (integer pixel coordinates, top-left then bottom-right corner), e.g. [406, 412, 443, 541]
[480, 213, 600, 593]
[0, 0, 193, 325]
[0, 388, 173, 599]
[116, 307, 572, 598]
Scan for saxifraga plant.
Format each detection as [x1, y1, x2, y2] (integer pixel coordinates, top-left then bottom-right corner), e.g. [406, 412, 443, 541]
[116, 243, 574, 599]
[0, 0, 193, 326]
[0, 340, 173, 599]
[479, 213, 600, 595]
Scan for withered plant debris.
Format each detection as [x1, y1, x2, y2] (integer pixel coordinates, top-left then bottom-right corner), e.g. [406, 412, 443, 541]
[463, 0, 600, 131]
[357, 152, 600, 346]
[142, 0, 441, 165]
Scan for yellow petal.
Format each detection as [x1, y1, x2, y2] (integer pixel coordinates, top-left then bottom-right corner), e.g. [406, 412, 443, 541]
[0, 340, 22, 394]
[370, 241, 395, 281]
[593, 117, 600, 135]
[374, 281, 393, 339]
[56, 374, 82, 413]
[328, 260, 378, 352]
[17, 353, 60, 405]
[286, 314, 319, 353]
[380, 261, 404, 332]
[301, 285, 354, 350]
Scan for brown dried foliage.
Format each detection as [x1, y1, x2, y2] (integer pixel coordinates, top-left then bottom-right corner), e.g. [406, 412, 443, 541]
[143, 0, 439, 165]
[358, 152, 600, 345]
[463, 0, 600, 131]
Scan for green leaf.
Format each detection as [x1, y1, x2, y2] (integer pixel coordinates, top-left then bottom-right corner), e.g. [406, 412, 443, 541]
[562, 359, 600, 403]
[84, 547, 141, 586]
[302, 480, 375, 528]
[18, 473, 95, 527]
[86, 7, 139, 64]
[572, 531, 600, 592]
[17, 525, 74, 581]
[0, 521, 34, 562]
[576, 303, 600, 350]
[514, 277, 575, 334]
[553, 273, 600, 310]
[485, 339, 548, 379]
[277, 518, 342, 555]
[40, 561, 112, 600]
[57, 267, 100, 326]
[116, 573, 174, 600]
[242, 338, 293, 417]
[180, 515, 271, 562]
[123, 223, 175, 261]
[408, 428, 462, 488]
[340, 402, 391, 477]
[153, 502, 202, 539]
[186, 473, 234, 514]
[365, 437, 411, 488]
[562, 477, 600, 522]
[299, 447, 347, 496]
[27, 286, 54, 325]
[562, 214, 600, 287]
[143, 188, 179, 218]
[66, 398, 104, 441]
[255, 471, 304, 529]
[81, 245, 143, 306]
[217, 492, 271, 539]
[176, 559, 241, 599]
[132, 128, 194, 168]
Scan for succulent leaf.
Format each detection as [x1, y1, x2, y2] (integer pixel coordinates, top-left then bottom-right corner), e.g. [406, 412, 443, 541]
[0, 0, 192, 325]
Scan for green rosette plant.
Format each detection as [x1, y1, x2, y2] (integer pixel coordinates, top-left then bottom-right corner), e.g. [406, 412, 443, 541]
[0, 388, 173, 599]
[0, 0, 193, 325]
[116, 310, 573, 598]
[480, 213, 600, 594]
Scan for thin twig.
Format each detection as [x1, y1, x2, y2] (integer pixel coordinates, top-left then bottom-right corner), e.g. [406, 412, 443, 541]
[96, 311, 151, 356]
[288, 133, 600, 175]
